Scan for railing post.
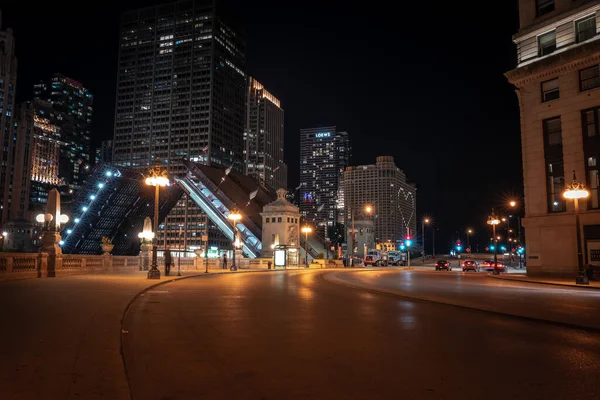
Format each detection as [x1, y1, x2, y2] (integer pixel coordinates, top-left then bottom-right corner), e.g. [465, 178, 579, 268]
[37, 253, 48, 278]
[81, 258, 87, 270]
[6, 257, 13, 273]
[103, 253, 112, 271]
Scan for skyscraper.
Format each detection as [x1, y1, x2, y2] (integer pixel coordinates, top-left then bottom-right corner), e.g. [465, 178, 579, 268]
[28, 100, 62, 216]
[0, 16, 18, 225]
[344, 156, 416, 245]
[506, 0, 600, 277]
[299, 126, 350, 235]
[113, 0, 246, 250]
[33, 74, 93, 188]
[95, 140, 113, 164]
[245, 76, 286, 191]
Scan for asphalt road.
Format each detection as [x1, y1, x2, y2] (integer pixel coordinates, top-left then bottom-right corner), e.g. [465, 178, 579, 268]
[122, 269, 600, 400]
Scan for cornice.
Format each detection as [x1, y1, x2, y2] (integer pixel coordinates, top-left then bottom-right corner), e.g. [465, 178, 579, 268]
[506, 40, 600, 87]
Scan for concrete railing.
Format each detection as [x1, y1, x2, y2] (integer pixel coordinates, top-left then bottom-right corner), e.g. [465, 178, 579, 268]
[0, 252, 143, 281]
[0, 252, 344, 282]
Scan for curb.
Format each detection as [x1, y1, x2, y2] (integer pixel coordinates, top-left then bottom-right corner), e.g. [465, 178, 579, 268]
[321, 270, 600, 333]
[488, 274, 600, 290]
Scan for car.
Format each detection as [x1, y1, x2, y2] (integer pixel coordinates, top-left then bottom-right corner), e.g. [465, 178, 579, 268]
[435, 260, 452, 271]
[462, 260, 479, 272]
[388, 251, 403, 266]
[481, 261, 505, 272]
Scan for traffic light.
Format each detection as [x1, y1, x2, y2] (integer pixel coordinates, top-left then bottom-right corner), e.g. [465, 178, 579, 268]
[490, 245, 495, 251]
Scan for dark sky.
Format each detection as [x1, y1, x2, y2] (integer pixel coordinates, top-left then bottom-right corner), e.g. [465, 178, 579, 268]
[2, 0, 522, 251]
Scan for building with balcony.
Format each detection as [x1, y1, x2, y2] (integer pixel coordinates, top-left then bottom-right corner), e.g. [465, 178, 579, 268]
[506, 0, 600, 276]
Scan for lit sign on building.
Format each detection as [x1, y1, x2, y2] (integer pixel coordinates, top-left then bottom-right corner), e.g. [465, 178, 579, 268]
[315, 132, 331, 138]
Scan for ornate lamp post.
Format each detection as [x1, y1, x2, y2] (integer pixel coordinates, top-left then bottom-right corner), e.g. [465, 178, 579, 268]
[301, 226, 312, 267]
[145, 167, 169, 279]
[563, 171, 590, 284]
[228, 209, 242, 271]
[487, 210, 500, 275]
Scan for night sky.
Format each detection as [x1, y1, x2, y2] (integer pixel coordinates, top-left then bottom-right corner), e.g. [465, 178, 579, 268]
[2, 0, 522, 251]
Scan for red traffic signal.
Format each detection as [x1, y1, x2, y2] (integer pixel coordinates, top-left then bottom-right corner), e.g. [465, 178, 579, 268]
[485, 247, 489, 251]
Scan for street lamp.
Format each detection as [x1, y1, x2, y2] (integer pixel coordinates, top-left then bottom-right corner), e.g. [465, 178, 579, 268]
[301, 226, 312, 267]
[487, 210, 500, 275]
[350, 204, 373, 265]
[228, 209, 242, 271]
[563, 171, 590, 284]
[466, 229, 473, 253]
[422, 217, 430, 264]
[145, 167, 169, 279]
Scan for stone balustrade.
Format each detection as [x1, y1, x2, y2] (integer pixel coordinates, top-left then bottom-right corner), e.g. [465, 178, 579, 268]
[0, 252, 343, 282]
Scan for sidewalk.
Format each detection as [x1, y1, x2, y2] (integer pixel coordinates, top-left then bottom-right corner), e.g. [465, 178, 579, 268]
[0, 269, 269, 400]
[491, 273, 600, 289]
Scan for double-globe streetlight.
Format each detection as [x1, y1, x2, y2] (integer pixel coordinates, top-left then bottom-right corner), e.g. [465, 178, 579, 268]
[487, 210, 500, 275]
[563, 171, 590, 284]
[145, 167, 169, 279]
[228, 209, 242, 271]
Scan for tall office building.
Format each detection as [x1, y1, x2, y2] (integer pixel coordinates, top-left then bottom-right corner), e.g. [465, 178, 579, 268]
[28, 100, 62, 216]
[506, 0, 600, 276]
[245, 76, 286, 191]
[300, 126, 350, 235]
[33, 74, 93, 188]
[95, 140, 113, 164]
[113, 0, 246, 250]
[344, 156, 416, 245]
[0, 16, 18, 225]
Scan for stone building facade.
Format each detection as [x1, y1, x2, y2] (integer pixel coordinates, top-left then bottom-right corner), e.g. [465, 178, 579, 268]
[260, 188, 300, 258]
[506, 0, 600, 276]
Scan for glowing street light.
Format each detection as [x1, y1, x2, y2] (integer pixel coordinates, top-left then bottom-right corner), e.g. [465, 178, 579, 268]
[301, 226, 313, 267]
[228, 210, 242, 271]
[487, 210, 501, 275]
[145, 167, 170, 279]
[563, 171, 590, 284]
[422, 217, 431, 264]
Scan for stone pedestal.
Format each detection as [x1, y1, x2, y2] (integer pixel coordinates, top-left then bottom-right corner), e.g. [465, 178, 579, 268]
[40, 231, 62, 278]
[139, 242, 152, 271]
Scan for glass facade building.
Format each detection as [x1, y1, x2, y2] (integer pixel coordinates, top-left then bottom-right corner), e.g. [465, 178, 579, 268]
[112, 0, 246, 250]
[299, 126, 350, 236]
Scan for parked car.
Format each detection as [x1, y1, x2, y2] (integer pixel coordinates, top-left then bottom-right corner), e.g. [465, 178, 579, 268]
[481, 261, 505, 271]
[388, 251, 403, 266]
[435, 260, 452, 271]
[462, 260, 479, 272]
